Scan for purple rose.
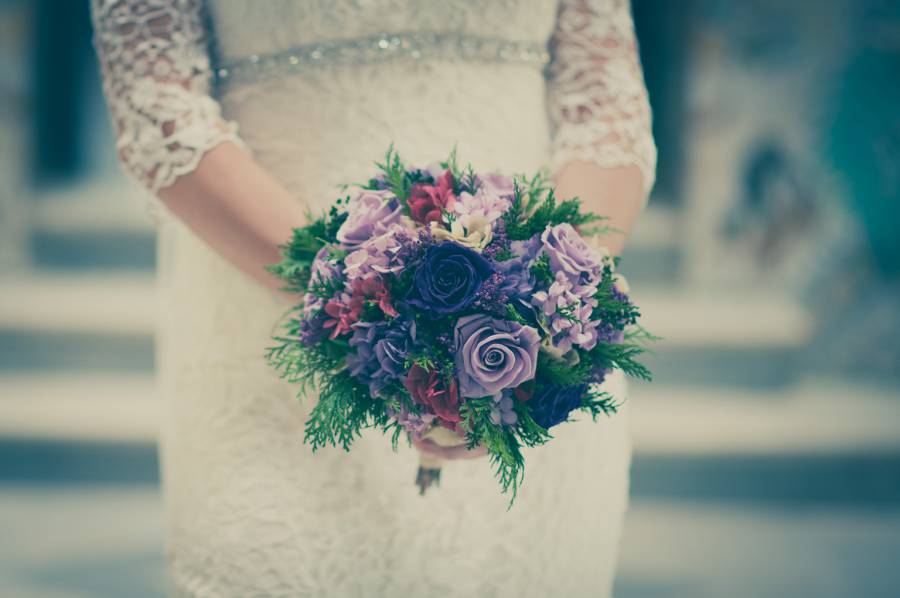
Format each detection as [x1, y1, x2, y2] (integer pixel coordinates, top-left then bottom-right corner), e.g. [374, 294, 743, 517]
[454, 314, 540, 398]
[511, 236, 541, 262]
[453, 187, 510, 225]
[495, 256, 535, 299]
[405, 242, 493, 314]
[477, 172, 515, 198]
[540, 223, 607, 286]
[336, 189, 402, 247]
[346, 322, 387, 394]
[373, 319, 412, 379]
[529, 384, 586, 429]
[346, 318, 412, 396]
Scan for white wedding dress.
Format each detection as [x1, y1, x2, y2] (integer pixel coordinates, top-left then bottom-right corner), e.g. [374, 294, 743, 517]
[92, 1, 655, 596]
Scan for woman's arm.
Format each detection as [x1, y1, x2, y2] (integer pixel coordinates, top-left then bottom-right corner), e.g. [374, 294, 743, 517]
[554, 162, 644, 256]
[548, 0, 657, 255]
[158, 142, 306, 290]
[91, 0, 305, 290]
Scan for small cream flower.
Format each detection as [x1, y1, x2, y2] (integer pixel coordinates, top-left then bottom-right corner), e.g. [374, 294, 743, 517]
[429, 215, 493, 250]
[613, 272, 630, 294]
[539, 340, 580, 364]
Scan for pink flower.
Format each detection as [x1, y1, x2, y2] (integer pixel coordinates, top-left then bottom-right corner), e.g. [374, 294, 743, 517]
[351, 277, 399, 318]
[322, 293, 364, 338]
[403, 365, 462, 424]
[407, 170, 456, 225]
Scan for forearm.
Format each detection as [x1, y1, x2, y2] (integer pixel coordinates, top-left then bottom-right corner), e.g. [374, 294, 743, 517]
[157, 142, 308, 291]
[553, 161, 646, 257]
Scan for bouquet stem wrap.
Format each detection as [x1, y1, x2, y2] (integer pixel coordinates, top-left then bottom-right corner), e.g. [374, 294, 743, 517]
[415, 426, 470, 494]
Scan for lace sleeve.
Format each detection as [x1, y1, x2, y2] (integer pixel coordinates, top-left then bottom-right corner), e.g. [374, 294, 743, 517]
[91, 0, 242, 194]
[547, 0, 657, 196]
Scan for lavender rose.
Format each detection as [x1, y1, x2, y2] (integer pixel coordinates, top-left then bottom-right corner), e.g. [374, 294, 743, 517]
[540, 223, 609, 286]
[336, 189, 403, 247]
[477, 172, 515, 198]
[495, 255, 535, 299]
[346, 322, 388, 395]
[346, 318, 413, 395]
[454, 314, 540, 398]
[406, 242, 493, 314]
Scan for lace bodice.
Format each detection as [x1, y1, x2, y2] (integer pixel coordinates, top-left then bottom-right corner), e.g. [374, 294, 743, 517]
[92, 0, 656, 198]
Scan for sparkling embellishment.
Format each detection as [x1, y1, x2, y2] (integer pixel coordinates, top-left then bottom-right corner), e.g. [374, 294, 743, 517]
[214, 32, 550, 87]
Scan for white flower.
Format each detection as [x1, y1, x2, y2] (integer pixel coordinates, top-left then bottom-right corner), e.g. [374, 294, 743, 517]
[429, 215, 493, 250]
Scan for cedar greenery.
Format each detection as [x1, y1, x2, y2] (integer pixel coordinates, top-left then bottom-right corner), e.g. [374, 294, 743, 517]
[535, 351, 592, 387]
[529, 254, 554, 287]
[504, 172, 605, 241]
[375, 145, 413, 201]
[580, 389, 621, 421]
[460, 397, 527, 505]
[266, 203, 348, 292]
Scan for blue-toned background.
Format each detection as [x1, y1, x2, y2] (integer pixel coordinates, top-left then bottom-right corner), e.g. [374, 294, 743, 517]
[1, 0, 899, 596]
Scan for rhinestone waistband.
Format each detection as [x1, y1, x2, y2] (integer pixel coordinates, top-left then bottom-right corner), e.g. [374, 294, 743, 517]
[214, 32, 550, 87]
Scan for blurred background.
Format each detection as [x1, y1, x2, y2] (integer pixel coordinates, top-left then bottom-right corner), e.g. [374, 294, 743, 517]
[1, 0, 899, 596]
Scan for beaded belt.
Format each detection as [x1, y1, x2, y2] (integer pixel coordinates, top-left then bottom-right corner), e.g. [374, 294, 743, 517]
[214, 32, 551, 87]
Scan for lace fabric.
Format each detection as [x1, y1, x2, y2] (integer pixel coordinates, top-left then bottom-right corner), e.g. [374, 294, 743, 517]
[548, 0, 657, 193]
[92, 0, 655, 201]
[91, 0, 243, 194]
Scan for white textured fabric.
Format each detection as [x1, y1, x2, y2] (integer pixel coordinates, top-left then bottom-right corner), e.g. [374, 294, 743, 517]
[92, 0, 242, 194]
[549, 0, 657, 192]
[94, 1, 654, 596]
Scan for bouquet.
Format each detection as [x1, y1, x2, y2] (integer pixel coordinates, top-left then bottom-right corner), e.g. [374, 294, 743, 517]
[267, 147, 653, 503]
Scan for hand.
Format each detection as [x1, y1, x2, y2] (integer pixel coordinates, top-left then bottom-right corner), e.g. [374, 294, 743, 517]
[411, 435, 488, 461]
[553, 161, 646, 257]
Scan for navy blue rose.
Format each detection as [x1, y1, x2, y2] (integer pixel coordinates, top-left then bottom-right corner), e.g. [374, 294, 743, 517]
[529, 384, 586, 429]
[406, 241, 493, 314]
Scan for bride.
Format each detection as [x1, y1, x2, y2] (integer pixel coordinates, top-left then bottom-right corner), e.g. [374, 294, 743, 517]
[92, 0, 655, 596]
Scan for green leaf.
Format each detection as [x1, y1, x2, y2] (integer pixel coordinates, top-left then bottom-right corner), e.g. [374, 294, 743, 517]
[588, 342, 653, 382]
[535, 351, 591, 387]
[529, 254, 554, 287]
[375, 144, 412, 201]
[579, 388, 622, 421]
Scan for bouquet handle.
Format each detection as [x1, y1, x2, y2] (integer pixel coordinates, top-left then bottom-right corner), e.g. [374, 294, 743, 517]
[414, 426, 467, 495]
[416, 454, 443, 495]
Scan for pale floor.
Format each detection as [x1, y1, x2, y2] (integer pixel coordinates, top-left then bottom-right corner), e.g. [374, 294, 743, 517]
[2, 485, 899, 598]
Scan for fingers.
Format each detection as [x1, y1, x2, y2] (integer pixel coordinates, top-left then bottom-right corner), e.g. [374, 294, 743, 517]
[412, 436, 488, 460]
